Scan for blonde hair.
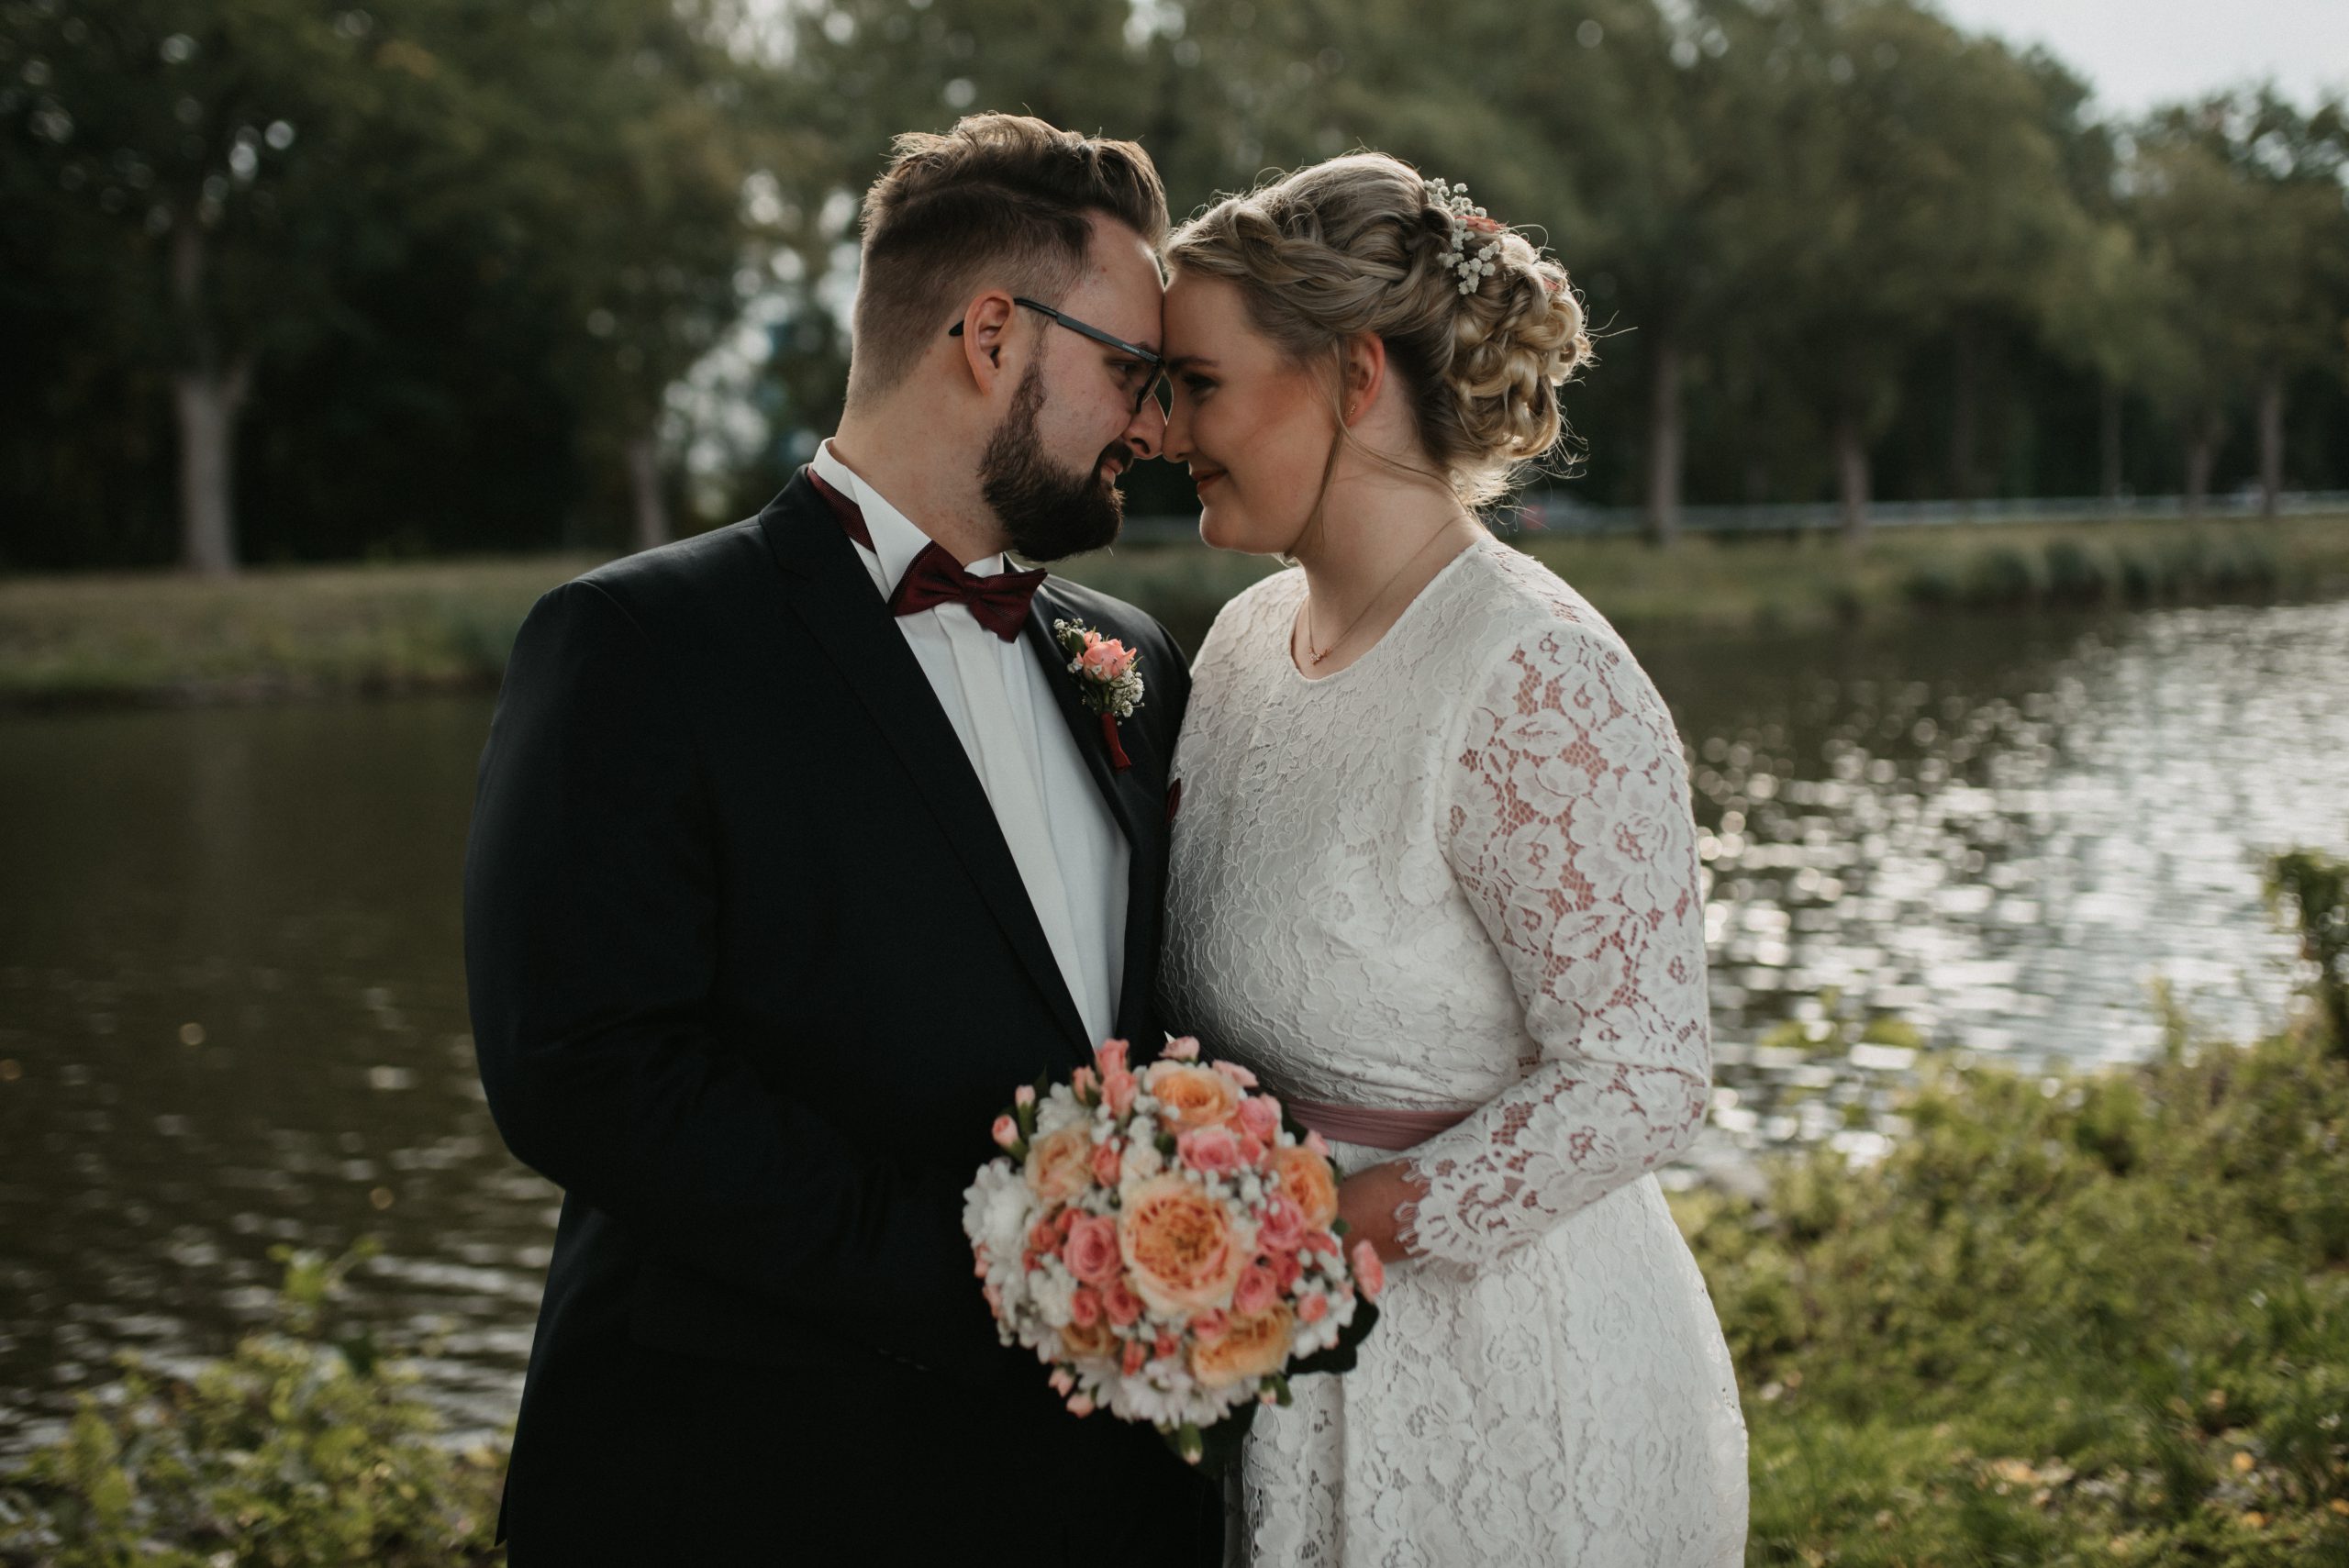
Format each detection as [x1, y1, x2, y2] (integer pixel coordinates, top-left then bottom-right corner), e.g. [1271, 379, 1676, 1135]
[1165, 152, 1590, 506]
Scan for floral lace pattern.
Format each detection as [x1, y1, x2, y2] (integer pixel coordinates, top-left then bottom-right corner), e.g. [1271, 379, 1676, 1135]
[1163, 537, 1747, 1565]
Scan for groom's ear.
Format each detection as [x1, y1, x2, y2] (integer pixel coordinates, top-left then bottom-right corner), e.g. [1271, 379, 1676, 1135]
[955, 291, 1019, 396]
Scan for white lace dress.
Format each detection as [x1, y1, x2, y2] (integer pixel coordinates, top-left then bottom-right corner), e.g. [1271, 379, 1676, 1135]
[1161, 535, 1748, 1567]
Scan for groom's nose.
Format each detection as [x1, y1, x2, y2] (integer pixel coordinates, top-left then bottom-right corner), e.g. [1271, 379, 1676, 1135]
[1121, 394, 1166, 462]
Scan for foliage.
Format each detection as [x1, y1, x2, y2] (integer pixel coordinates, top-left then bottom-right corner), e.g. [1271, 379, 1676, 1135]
[1675, 1020, 2349, 1563]
[0, 1241, 505, 1567]
[2267, 849, 2349, 1053]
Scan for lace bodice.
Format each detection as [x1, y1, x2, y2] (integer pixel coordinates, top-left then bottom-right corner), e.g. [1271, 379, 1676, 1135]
[1162, 536, 1746, 1565]
[1161, 535, 1712, 1265]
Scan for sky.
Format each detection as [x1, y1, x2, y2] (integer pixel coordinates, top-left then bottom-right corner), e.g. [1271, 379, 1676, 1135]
[1931, 0, 2348, 117]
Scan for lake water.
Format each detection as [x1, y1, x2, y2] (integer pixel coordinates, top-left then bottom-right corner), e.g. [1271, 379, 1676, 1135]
[3, 595, 2345, 1452]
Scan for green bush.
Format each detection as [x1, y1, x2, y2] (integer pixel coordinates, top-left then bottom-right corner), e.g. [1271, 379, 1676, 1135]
[1676, 1025, 2349, 1564]
[2041, 539, 2109, 606]
[0, 1243, 506, 1567]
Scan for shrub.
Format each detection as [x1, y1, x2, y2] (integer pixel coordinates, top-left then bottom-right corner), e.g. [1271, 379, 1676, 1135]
[0, 1243, 506, 1567]
[1677, 1026, 2349, 1564]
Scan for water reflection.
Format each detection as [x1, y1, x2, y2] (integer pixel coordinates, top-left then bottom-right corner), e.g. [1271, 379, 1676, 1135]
[1, 597, 2343, 1451]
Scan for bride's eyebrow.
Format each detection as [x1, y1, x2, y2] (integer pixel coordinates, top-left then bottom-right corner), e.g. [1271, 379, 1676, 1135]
[1166, 355, 1218, 372]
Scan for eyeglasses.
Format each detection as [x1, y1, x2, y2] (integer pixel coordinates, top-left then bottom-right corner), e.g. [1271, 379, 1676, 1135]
[951, 296, 1168, 417]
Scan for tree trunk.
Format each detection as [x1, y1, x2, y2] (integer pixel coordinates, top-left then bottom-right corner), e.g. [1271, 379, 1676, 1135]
[626, 430, 669, 552]
[2098, 378, 2123, 505]
[171, 220, 250, 576]
[1949, 321, 1978, 514]
[174, 361, 251, 576]
[2256, 365, 2284, 519]
[2182, 410, 2219, 517]
[1835, 410, 1870, 549]
[1643, 327, 1683, 548]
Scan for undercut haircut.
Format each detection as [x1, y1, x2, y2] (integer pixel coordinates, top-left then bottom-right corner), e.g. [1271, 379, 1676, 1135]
[846, 114, 1169, 406]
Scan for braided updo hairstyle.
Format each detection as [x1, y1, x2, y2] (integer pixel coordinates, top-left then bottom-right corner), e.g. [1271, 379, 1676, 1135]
[1165, 152, 1590, 506]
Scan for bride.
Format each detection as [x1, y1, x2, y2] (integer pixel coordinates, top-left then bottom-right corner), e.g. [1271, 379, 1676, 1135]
[1154, 154, 1749, 1564]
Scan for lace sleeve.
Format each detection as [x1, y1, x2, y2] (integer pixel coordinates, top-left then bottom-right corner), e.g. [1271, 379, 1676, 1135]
[1397, 618, 1711, 1270]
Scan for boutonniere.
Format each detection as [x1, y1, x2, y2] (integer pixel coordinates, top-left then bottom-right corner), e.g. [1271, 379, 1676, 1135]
[1053, 617, 1144, 772]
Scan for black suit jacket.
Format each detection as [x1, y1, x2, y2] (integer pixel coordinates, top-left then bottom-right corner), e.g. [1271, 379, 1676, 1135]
[462, 471, 1218, 1564]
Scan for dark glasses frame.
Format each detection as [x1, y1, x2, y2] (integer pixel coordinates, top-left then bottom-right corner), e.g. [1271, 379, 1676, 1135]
[951, 296, 1167, 416]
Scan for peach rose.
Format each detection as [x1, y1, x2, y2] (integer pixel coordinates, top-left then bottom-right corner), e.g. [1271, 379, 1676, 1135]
[1235, 1095, 1281, 1145]
[1118, 1174, 1251, 1315]
[1060, 1317, 1115, 1361]
[1024, 1125, 1094, 1207]
[1353, 1239, 1386, 1301]
[1148, 1062, 1242, 1133]
[1189, 1305, 1297, 1389]
[1061, 1213, 1122, 1286]
[1177, 1125, 1243, 1176]
[1090, 1139, 1122, 1188]
[1268, 1145, 1340, 1231]
[1232, 1262, 1276, 1317]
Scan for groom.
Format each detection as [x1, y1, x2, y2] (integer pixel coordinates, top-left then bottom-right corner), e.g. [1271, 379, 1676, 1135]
[463, 114, 1219, 1563]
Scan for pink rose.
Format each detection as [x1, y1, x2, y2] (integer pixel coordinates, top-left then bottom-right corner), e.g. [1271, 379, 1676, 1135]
[1070, 1066, 1098, 1101]
[1153, 1330, 1179, 1361]
[1103, 1278, 1142, 1326]
[1079, 639, 1133, 679]
[1067, 1393, 1096, 1418]
[1353, 1239, 1386, 1301]
[991, 1116, 1019, 1151]
[1121, 1340, 1147, 1376]
[1177, 1124, 1243, 1176]
[1191, 1307, 1229, 1340]
[1214, 1061, 1260, 1089]
[1305, 1130, 1331, 1157]
[1028, 1219, 1059, 1255]
[1270, 1251, 1303, 1291]
[1163, 1036, 1201, 1062]
[1104, 1070, 1139, 1118]
[1298, 1293, 1329, 1324]
[1233, 1263, 1277, 1317]
[1096, 1039, 1130, 1076]
[1015, 1085, 1036, 1107]
[1236, 1133, 1265, 1167]
[1236, 1095, 1281, 1145]
[1305, 1230, 1339, 1260]
[1061, 1213, 1123, 1286]
[1090, 1139, 1122, 1187]
[1069, 1286, 1102, 1328]
[1256, 1195, 1306, 1256]
[1050, 1368, 1074, 1396]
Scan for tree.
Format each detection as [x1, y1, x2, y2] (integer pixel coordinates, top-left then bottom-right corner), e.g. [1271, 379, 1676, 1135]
[2132, 90, 2349, 517]
[2, 0, 390, 573]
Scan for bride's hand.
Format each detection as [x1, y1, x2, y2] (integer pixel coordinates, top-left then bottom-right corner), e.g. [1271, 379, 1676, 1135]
[1337, 1161, 1429, 1265]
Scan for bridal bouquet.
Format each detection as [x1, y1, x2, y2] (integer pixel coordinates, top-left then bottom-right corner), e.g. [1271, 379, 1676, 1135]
[962, 1036, 1384, 1468]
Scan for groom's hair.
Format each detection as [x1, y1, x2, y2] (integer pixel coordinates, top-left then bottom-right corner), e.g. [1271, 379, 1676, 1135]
[846, 114, 1167, 406]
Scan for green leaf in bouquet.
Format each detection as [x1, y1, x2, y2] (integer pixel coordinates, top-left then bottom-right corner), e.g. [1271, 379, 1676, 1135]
[1285, 1297, 1381, 1381]
[1163, 1402, 1261, 1477]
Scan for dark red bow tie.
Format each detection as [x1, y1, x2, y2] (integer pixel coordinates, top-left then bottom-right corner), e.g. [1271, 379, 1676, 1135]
[809, 469, 1045, 642]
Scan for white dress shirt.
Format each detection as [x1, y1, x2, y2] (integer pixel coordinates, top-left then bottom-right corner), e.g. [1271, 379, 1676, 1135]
[812, 441, 1129, 1046]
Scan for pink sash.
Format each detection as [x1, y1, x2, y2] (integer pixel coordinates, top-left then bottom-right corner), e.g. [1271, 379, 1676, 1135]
[1286, 1096, 1474, 1152]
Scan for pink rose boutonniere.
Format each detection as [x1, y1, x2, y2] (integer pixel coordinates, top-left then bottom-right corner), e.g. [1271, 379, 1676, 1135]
[1052, 618, 1145, 772]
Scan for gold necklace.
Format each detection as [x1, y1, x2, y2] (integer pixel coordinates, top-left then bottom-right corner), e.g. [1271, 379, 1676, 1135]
[1303, 517, 1466, 667]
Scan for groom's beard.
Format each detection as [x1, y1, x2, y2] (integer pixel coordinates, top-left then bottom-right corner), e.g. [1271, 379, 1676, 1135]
[980, 361, 1129, 562]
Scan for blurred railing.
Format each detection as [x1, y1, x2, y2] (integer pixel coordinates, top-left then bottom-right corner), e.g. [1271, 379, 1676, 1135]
[1115, 490, 2349, 545]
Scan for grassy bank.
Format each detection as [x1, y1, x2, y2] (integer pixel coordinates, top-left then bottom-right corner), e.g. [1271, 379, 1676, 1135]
[4, 513, 2345, 706]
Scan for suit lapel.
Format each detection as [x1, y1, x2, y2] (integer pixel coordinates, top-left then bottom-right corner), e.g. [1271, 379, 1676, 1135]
[759, 473, 1091, 1062]
[1023, 581, 1163, 1044]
